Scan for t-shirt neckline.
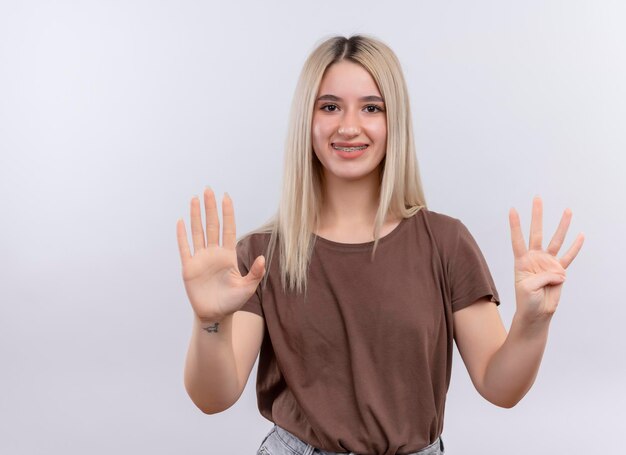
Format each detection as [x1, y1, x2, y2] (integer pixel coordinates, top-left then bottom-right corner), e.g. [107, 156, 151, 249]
[312, 213, 414, 252]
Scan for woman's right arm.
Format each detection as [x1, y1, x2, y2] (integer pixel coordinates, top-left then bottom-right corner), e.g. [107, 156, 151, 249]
[177, 188, 266, 414]
[184, 310, 264, 414]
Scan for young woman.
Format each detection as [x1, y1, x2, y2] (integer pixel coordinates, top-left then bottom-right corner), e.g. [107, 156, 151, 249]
[177, 35, 584, 455]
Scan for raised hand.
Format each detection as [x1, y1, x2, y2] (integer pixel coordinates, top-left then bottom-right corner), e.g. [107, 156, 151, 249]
[176, 187, 266, 322]
[509, 196, 585, 324]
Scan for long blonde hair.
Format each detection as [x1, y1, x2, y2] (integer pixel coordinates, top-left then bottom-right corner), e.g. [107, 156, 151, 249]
[241, 34, 427, 295]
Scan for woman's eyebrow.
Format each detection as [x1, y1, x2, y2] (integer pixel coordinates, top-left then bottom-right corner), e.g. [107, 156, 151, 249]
[316, 94, 384, 102]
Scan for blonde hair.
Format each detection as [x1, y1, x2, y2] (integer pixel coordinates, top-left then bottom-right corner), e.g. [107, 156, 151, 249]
[241, 34, 427, 295]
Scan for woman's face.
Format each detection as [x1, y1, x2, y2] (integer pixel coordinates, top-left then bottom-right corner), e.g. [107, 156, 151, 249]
[311, 60, 387, 183]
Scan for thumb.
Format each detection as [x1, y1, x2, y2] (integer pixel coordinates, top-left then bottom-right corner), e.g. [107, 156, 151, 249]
[522, 272, 566, 293]
[245, 255, 266, 283]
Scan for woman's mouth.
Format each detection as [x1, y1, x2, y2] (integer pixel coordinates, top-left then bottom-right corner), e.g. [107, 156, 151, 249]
[331, 144, 368, 152]
[331, 143, 368, 159]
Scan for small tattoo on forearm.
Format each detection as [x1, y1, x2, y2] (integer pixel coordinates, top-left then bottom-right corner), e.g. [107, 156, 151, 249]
[203, 322, 219, 333]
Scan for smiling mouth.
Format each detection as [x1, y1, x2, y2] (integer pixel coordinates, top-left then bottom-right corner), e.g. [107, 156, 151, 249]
[331, 144, 368, 152]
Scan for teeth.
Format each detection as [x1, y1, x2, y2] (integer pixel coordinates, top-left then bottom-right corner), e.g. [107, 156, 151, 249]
[333, 145, 367, 152]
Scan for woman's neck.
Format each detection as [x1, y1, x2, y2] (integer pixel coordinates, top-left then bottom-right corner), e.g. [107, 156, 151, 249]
[319, 175, 380, 231]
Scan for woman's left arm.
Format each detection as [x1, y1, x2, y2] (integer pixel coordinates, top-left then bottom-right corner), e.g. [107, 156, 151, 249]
[453, 196, 585, 408]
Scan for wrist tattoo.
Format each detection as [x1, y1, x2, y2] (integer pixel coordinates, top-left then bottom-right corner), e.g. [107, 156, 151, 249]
[203, 322, 220, 333]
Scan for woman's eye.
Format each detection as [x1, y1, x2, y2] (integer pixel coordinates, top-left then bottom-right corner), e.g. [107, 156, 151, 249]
[365, 105, 384, 113]
[321, 104, 338, 112]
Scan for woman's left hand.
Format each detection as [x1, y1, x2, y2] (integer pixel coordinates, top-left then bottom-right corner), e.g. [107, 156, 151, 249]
[509, 196, 585, 325]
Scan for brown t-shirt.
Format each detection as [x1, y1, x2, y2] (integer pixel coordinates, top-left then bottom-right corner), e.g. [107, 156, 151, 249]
[236, 208, 500, 455]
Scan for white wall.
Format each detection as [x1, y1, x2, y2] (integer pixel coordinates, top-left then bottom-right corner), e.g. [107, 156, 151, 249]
[1, 0, 623, 453]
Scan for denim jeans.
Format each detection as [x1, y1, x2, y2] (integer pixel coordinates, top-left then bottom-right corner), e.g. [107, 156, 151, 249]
[256, 424, 445, 455]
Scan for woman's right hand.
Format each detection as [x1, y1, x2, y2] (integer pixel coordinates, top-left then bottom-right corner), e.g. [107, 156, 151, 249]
[176, 187, 266, 322]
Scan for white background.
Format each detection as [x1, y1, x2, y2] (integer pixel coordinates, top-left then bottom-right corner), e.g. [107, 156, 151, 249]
[1, 1, 624, 453]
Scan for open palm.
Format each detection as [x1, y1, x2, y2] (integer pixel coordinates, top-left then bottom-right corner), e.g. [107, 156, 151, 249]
[509, 196, 585, 322]
[176, 187, 266, 322]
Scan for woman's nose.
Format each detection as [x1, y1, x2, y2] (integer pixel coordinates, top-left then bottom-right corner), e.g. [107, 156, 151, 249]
[337, 112, 361, 137]
[337, 125, 361, 136]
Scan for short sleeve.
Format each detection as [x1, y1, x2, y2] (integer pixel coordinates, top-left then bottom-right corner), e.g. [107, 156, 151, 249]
[236, 235, 264, 318]
[448, 219, 500, 312]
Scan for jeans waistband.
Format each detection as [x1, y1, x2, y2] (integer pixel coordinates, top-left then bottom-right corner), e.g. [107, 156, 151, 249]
[273, 424, 444, 455]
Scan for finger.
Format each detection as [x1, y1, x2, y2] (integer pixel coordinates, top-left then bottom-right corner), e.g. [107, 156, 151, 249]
[521, 272, 566, 294]
[509, 207, 527, 259]
[529, 195, 543, 251]
[546, 208, 572, 256]
[244, 255, 266, 284]
[204, 186, 220, 247]
[222, 192, 237, 250]
[176, 218, 191, 265]
[190, 195, 206, 253]
[559, 232, 585, 269]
